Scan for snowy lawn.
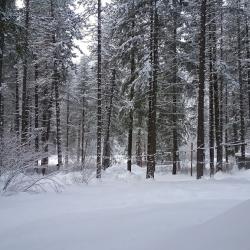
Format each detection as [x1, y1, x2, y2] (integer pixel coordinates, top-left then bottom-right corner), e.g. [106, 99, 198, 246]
[0, 165, 250, 250]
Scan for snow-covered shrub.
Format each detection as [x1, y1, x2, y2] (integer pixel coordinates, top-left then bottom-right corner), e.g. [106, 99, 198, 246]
[0, 133, 61, 193]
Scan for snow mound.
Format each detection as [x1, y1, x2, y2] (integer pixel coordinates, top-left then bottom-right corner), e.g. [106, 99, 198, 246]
[101, 164, 145, 182]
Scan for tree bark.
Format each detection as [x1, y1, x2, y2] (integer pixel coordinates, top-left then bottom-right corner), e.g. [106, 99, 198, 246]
[50, 0, 62, 170]
[15, 65, 20, 137]
[21, 0, 30, 143]
[237, 0, 245, 167]
[34, 62, 39, 166]
[96, 0, 102, 178]
[65, 91, 69, 167]
[208, 12, 215, 176]
[147, 0, 158, 179]
[172, 0, 178, 175]
[196, 0, 207, 179]
[103, 69, 116, 170]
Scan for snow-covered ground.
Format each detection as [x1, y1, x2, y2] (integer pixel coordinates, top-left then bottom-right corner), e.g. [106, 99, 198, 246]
[0, 165, 250, 250]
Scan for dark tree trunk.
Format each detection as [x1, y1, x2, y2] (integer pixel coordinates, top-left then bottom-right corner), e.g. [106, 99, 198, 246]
[50, 0, 62, 170]
[65, 91, 69, 167]
[208, 14, 215, 176]
[219, 0, 228, 169]
[245, 3, 250, 119]
[81, 96, 85, 167]
[21, 0, 30, 143]
[41, 83, 54, 175]
[237, 0, 245, 167]
[103, 69, 116, 170]
[147, 0, 158, 179]
[77, 119, 81, 164]
[172, 0, 178, 175]
[34, 62, 39, 166]
[196, 0, 207, 179]
[0, 0, 6, 171]
[127, 2, 136, 172]
[136, 128, 142, 167]
[96, 0, 102, 178]
[54, 74, 63, 170]
[15, 66, 20, 137]
[209, 0, 222, 172]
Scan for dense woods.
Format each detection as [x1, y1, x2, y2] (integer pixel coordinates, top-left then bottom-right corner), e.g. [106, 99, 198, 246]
[0, 0, 250, 191]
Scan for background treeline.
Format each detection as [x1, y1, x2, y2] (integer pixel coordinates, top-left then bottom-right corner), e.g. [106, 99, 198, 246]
[0, 0, 249, 190]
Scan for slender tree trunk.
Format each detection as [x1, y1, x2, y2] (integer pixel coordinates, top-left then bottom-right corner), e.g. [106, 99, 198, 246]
[41, 83, 53, 175]
[15, 65, 20, 136]
[220, 0, 228, 169]
[208, 13, 215, 176]
[65, 91, 69, 167]
[81, 107, 85, 167]
[103, 69, 116, 170]
[21, 0, 30, 143]
[147, 0, 158, 179]
[81, 82, 85, 166]
[136, 128, 142, 167]
[172, 0, 178, 175]
[196, 0, 207, 179]
[55, 74, 63, 170]
[34, 62, 39, 166]
[245, 2, 250, 119]
[0, 0, 6, 172]
[136, 114, 143, 167]
[77, 119, 81, 164]
[50, 0, 62, 170]
[237, 0, 245, 167]
[127, 60, 135, 172]
[127, 2, 136, 172]
[96, 0, 102, 178]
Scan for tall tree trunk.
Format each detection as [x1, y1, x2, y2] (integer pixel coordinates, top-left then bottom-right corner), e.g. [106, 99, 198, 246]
[21, 0, 30, 143]
[0, 0, 6, 171]
[15, 65, 20, 136]
[41, 83, 54, 175]
[96, 0, 102, 178]
[208, 10, 215, 176]
[55, 74, 63, 170]
[147, 0, 158, 179]
[220, 0, 228, 169]
[81, 99, 85, 167]
[237, 0, 245, 167]
[50, 0, 62, 170]
[77, 119, 81, 164]
[245, 2, 250, 119]
[103, 69, 116, 170]
[127, 2, 136, 172]
[196, 0, 207, 179]
[172, 0, 178, 175]
[65, 91, 69, 167]
[34, 62, 39, 166]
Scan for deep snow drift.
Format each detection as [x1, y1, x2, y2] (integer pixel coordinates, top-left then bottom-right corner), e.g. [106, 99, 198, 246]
[0, 165, 250, 250]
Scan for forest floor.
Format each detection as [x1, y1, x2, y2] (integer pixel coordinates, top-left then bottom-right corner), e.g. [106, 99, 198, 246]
[0, 164, 250, 250]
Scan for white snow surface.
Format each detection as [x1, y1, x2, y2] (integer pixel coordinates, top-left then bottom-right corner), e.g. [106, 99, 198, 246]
[1, 164, 250, 250]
